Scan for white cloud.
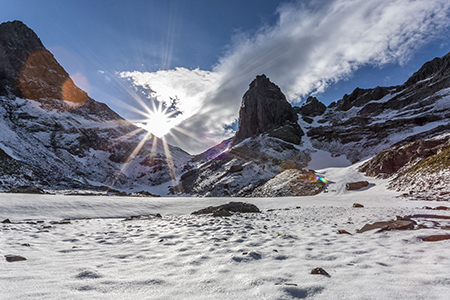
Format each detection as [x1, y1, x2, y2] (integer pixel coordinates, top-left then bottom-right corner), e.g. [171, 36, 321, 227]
[120, 0, 450, 154]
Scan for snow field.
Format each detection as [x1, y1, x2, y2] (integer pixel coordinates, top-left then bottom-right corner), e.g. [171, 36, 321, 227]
[1, 164, 450, 299]
[2, 203, 450, 299]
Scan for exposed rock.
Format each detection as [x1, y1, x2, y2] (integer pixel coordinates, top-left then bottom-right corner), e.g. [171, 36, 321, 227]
[191, 202, 261, 216]
[175, 135, 310, 197]
[338, 230, 351, 234]
[251, 169, 326, 197]
[433, 206, 450, 211]
[299, 96, 326, 117]
[1, 218, 11, 223]
[228, 164, 244, 173]
[123, 214, 162, 221]
[353, 203, 364, 208]
[311, 267, 330, 276]
[75, 269, 102, 279]
[10, 185, 45, 194]
[5, 254, 27, 262]
[404, 214, 450, 220]
[268, 124, 304, 145]
[335, 86, 390, 111]
[346, 181, 369, 190]
[359, 137, 450, 177]
[234, 74, 300, 143]
[357, 219, 416, 233]
[421, 235, 450, 242]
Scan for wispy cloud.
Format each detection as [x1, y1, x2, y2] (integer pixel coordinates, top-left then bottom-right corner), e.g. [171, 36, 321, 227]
[120, 0, 450, 154]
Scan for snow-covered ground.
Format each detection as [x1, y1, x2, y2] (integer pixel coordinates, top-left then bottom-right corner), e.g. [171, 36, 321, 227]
[1, 164, 450, 299]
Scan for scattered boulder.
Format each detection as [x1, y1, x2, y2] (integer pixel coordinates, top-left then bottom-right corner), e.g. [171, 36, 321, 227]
[10, 185, 45, 194]
[5, 254, 27, 262]
[192, 202, 261, 216]
[353, 203, 364, 208]
[346, 181, 369, 191]
[421, 235, 450, 242]
[311, 267, 330, 276]
[433, 206, 450, 211]
[357, 219, 416, 233]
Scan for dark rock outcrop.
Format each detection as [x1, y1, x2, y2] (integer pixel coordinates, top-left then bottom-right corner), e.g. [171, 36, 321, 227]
[359, 135, 450, 177]
[311, 267, 330, 276]
[421, 235, 450, 242]
[4, 254, 27, 262]
[298, 96, 326, 117]
[191, 202, 261, 216]
[234, 74, 301, 143]
[9, 185, 45, 194]
[335, 86, 390, 111]
[268, 124, 304, 145]
[0, 21, 89, 107]
[357, 219, 416, 233]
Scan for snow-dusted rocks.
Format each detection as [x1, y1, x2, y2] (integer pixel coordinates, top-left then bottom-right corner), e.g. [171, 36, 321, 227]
[346, 181, 369, 191]
[191, 202, 261, 216]
[297, 96, 326, 117]
[360, 132, 450, 200]
[251, 169, 325, 197]
[0, 21, 191, 192]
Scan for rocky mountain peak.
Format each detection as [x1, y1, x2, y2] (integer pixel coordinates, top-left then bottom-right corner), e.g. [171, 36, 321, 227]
[298, 96, 326, 117]
[405, 52, 450, 87]
[234, 74, 300, 143]
[0, 20, 88, 108]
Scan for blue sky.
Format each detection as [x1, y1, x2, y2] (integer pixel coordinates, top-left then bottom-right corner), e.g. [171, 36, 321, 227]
[2, 0, 450, 153]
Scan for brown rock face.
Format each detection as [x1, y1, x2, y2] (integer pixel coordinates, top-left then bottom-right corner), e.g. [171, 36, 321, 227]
[234, 74, 300, 143]
[359, 137, 450, 177]
[0, 20, 87, 106]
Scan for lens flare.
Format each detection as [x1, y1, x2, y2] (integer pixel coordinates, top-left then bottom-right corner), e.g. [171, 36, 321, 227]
[315, 175, 328, 183]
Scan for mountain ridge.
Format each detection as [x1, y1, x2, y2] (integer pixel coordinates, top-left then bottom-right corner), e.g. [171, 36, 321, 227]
[0, 20, 191, 193]
[0, 20, 449, 198]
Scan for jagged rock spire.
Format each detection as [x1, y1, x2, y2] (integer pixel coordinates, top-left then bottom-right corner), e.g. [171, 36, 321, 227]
[234, 74, 299, 143]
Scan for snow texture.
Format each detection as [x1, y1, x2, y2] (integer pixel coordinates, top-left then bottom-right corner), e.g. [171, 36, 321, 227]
[2, 164, 450, 299]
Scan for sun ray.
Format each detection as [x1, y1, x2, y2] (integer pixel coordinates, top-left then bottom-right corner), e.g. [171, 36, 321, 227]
[108, 131, 152, 188]
[161, 136, 178, 190]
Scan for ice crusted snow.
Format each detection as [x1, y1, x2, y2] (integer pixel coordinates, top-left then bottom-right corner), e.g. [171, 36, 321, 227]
[1, 164, 450, 299]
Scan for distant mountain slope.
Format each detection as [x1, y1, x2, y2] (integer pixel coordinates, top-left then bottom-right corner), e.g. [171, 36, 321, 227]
[0, 21, 191, 192]
[177, 51, 450, 197]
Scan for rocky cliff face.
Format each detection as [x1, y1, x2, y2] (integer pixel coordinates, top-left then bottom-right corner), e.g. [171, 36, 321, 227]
[174, 76, 320, 197]
[360, 132, 450, 201]
[177, 49, 450, 197]
[234, 74, 303, 144]
[0, 21, 191, 192]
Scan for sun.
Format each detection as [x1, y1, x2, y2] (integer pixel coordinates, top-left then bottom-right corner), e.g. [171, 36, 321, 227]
[143, 109, 174, 138]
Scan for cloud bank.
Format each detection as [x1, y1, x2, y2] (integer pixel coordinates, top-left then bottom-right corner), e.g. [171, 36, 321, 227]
[120, 0, 450, 154]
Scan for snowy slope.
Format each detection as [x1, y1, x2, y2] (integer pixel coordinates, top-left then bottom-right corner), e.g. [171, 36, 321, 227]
[0, 95, 191, 192]
[2, 165, 450, 300]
